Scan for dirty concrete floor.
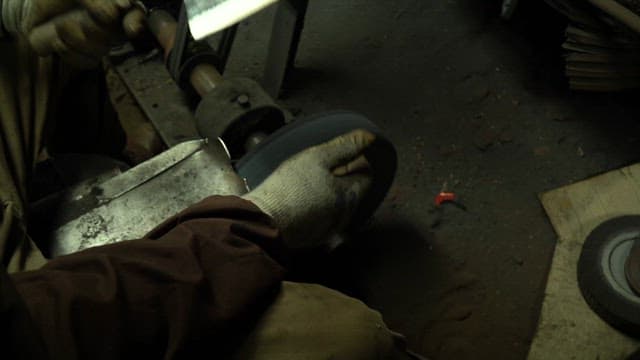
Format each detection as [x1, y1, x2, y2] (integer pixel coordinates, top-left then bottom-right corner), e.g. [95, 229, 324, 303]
[223, 0, 640, 359]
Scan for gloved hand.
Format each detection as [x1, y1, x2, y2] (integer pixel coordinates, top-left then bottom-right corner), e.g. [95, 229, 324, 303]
[242, 130, 375, 250]
[2, 0, 146, 67]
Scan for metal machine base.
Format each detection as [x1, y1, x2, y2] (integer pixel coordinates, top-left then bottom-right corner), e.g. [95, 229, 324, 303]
[37, 139, 246, 257]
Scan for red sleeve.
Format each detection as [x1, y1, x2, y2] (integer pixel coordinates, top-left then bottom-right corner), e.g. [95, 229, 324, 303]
[10, 196, 286, 359]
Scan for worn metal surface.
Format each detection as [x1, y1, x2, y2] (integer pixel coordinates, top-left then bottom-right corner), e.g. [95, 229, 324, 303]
[48, 139, 247, 257]
[96, 140, 203, 200]
[114, 49, 200, 147]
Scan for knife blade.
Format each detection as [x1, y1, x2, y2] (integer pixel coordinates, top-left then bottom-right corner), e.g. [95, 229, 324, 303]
[184, 0, 280, 40]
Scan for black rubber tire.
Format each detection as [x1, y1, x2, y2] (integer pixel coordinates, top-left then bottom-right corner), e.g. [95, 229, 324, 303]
[236, 110, 397, 228]
[578, 216, 640, 338]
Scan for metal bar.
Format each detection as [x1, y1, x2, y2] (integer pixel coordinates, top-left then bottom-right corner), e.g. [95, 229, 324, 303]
[262, 0, 299, 98]
[167, 4, 190, 81]
[285, 0, 309, 71]
[114, 50, 200, 147]
[217, 25, 239, 73]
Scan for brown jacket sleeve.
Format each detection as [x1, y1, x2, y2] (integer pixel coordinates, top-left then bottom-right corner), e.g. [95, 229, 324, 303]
[7, 196, 286, 360]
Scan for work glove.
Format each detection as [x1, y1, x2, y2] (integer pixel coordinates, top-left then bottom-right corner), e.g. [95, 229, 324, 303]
[2, 0, 146, 68]
[242, 130, 375, 250]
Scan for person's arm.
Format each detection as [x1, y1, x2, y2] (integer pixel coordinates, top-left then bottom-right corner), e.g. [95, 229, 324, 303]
[4, 130, 374, 359]
[10, 196, 286, 359]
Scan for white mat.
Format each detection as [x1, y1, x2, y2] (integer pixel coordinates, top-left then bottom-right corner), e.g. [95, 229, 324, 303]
[529, 165, 640, 359]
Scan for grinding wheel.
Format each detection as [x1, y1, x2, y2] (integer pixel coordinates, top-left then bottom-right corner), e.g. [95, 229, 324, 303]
[578, 216, 640, 338]
[236, 110, 397, 229]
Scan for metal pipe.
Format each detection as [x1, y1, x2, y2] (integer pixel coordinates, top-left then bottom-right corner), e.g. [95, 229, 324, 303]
[190, 64, 224, 97]
[148, 9, 224, 96]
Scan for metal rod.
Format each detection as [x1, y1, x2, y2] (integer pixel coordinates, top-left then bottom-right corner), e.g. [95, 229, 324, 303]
[217, 25, 239, 73]
[190, 64, 224, 96]
[148, 9, 224, 97]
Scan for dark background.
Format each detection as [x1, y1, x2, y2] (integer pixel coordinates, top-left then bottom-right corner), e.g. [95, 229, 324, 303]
[225, 0, 640, 358]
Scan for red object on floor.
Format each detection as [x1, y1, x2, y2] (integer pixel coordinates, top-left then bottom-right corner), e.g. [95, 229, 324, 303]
[435, 192, 457, 206]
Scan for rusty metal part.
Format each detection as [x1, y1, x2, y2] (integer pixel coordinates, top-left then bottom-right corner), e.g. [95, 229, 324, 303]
[626, 241, 640, 295]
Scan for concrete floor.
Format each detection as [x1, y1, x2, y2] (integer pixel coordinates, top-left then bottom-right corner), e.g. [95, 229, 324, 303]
[225, 0, 640, 359]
